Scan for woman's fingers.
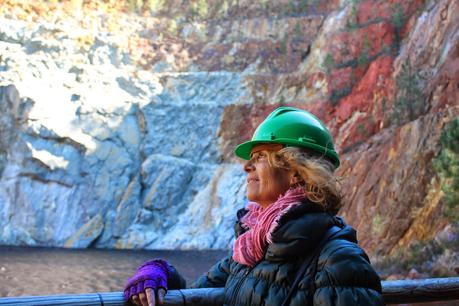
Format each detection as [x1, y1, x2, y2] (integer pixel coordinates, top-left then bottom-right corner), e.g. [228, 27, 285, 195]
[145, 288, 156, 306]
[130, 288, 161, 306]
[157, 288, 166, 305]
[131, 294, 140, 306]
[139, 292, 148, 306]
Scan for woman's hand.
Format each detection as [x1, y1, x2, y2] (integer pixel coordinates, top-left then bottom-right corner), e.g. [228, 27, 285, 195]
[131, 287, 166, 306]
[124, 259, 170, 306]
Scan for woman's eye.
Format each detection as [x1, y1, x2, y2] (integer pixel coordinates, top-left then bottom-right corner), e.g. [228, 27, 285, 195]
[257, 153, 266, 161]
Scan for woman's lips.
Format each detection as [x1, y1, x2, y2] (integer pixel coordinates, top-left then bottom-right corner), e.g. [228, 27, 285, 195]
[247, 177, 259, 183]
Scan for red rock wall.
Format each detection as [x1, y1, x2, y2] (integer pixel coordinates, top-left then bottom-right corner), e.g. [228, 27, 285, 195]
[219, 0, 459, 261]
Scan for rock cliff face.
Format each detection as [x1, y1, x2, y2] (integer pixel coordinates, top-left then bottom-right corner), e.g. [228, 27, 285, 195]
[0, 0, 457, 275]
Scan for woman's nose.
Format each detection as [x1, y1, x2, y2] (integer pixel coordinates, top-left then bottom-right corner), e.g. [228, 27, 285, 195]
[244, 160, 254, 172]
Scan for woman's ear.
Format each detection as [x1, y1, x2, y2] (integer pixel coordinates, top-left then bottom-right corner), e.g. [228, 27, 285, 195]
[289, 171, 302, 187]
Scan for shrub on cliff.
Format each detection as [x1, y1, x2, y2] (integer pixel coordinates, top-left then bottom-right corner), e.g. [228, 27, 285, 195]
[391, 60, 426, 126]
[374, 224, 459, 278]
[433, 118, 459, 222]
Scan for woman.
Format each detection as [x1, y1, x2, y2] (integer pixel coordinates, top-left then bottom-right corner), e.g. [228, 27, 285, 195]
[124, 106, 384, 306]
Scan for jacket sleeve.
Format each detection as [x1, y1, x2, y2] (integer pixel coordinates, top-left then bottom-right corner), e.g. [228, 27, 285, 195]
[312, 239, 385, 306]
[189, 252, 232, 288]
[167, 263, 187, 290]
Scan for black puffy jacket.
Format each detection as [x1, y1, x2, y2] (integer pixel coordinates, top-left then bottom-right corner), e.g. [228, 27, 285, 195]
[188, 202, 384, 306]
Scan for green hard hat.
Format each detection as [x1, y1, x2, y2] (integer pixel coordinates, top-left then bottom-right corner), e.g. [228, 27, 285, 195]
[234, 106, 340, 168]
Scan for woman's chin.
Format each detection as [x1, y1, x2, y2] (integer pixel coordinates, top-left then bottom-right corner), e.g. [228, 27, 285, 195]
[246, 192, 258, 203]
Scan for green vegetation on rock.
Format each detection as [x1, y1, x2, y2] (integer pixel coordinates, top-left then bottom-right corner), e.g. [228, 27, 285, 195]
[391, 3, 405, 32]
[371, 213, 384, 236]
[189, 0, 209, 20]
[286, 0, 318, 16]
[357, 33, 371, 67]
[126, 0, 145, 12]
[345, 0, 361, 31]
[433, 118, 459, 222]
[279, 34, 289, 54]
[390, 2, 408, 53]
[391, 60, 425, 126]
[322, 53, 336, 73]
[375, 224, 459, 278]
[145, 0, 165, 12]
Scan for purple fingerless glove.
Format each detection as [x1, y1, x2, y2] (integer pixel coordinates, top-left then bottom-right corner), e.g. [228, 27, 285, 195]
[124, 259, 170, 301]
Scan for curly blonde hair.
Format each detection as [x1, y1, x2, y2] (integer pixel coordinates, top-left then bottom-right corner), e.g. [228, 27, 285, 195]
[267, 147, 343, 214]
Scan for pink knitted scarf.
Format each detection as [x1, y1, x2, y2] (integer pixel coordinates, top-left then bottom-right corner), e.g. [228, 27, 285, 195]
[232, 188, 306, 267]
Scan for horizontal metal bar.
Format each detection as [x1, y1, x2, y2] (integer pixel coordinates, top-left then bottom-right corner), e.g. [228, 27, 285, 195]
[0, 278, 458, 305]
[382, 277, 459, 304]
[0, 288, 224, 306]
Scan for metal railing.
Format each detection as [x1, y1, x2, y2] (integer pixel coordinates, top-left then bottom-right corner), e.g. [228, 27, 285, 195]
[0, 277, 458, 305]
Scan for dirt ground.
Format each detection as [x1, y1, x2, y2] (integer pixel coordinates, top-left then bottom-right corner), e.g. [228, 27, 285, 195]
[0, 246, 227, 297]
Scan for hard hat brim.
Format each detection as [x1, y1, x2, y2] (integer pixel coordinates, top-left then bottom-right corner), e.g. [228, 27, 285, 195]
[234, 139, 340, 168]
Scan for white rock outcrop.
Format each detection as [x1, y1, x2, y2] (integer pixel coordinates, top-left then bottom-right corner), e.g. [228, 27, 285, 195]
[0, 16, 248, 249]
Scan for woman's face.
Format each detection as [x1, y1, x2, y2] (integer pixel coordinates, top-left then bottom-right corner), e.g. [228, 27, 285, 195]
[243, 144, 294, 209]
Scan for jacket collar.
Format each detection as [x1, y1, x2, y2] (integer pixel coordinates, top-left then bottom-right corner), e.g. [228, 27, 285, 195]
[265, 202, 357, 261]
[234, 201, 358, 262]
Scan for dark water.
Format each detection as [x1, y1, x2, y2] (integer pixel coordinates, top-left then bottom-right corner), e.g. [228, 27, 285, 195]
[0, 246, 227, 297]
